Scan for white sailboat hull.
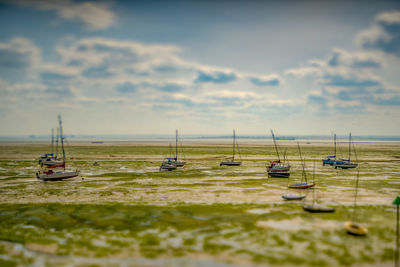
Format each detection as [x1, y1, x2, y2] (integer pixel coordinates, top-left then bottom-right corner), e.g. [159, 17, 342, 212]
[37, 170, 79, 181]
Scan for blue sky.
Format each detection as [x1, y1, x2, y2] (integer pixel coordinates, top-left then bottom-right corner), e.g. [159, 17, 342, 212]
[0, 0, 400, 136]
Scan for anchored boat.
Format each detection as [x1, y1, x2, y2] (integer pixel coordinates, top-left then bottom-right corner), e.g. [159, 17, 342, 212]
[335, 133, 358, 169]
[267, 130, 290, 177]
[288, 143, 315, 189]
[36, 115, 79, 181]
[220, 130, 242, 166]
[345, 168, 367, 236]
[160, 130, 186, 170]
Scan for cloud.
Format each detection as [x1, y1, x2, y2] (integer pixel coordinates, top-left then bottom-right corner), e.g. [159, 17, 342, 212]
[82, 65, 114, 78]
[159, 83, 183, 92]
[194, 71, 236, 83]
[249, 76, 280, 86]
[308, 94, 327, 105]
[12, 0, 116, 30]
[0, 37, 40, 72]
[323, 74, 380, 87]
[116, 82, 137, 93]
[357, 11, 400, 56]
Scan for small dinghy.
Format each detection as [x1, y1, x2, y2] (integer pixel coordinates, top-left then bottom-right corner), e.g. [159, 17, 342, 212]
[345, 168, 367, 236]
[220, 159, 242, 166]
[288, 143, 315, 189]
[282, 194, 306, 201]
[282, 164, 306, 200]
[269, 171, 290, 178]
[303, 204, 335, 213]
[345, 221, 368, 236]
[302, 161, 335, 213]
[288, 183, 315, 189]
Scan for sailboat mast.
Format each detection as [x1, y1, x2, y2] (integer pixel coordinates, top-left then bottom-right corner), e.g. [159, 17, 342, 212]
[51, 128, 54, 155]
[352, 169, 360, 222]
[334, 133, 336, 158]
[58, 115, 66, 166]
[312, 160, 316, 205]
[297, 142, 307, 183]
[348, 133, 351, 161]
[175, 129, 178, 160]
[55, 127, 59, 158]
[271, 130, 280, 162]
[232, 129, 235, 160]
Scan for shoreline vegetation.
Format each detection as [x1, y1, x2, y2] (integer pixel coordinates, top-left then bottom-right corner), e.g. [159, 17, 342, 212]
[0, 142, 399, 266]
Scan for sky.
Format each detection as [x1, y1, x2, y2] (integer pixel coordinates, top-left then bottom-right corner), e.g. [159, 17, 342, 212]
[0, 0, 400, 136]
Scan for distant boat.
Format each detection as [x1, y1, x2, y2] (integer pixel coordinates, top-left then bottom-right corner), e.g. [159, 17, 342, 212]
[160, 130, 186, 170]
[220, 130, 242, 166]
[303, 162, 335, 213]
[345, 168, 368, 236]
[288, 143, 315, 189]
[335, 133, 358, 169]
[323, 133, 338, 166]
[36, 115, 79, 181]
[38, 128, 62, 167]
[267, 130, 290, 177]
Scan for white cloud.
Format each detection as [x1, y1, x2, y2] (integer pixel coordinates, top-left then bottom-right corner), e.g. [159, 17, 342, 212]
[356, 11, 400, 56]
[12, 0, 116, 30]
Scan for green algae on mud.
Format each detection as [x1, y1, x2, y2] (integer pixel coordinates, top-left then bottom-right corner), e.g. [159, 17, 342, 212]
[0, 142, 399, 266]
[0, 203, 396, 266]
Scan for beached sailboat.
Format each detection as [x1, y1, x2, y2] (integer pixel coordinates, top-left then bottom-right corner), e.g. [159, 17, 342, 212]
[220, 130, 242, 166]
[160, 130, 186, 170]
[36, 116, 79, 181]
[267, 130, 290, 177]
[323, 133, 338, 166]
[303, 161, 335, 212]
[345, 168, 368, 236]
[288, 143, 315, 189]
[160, 143, 178, 171]
[282, 166, 306, 200]
[38, 128, 63, 167]
[335, 133, 358, 169]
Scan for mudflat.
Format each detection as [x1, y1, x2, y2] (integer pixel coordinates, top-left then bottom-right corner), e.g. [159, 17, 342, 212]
[0, 141, 399, 266]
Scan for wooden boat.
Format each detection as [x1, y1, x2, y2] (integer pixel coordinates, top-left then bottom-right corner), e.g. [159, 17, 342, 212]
[37, 116, 79, 181]
[345, 221, 368, 236]
[220, 130, 242, 166]
[303, 204, 335, 213]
